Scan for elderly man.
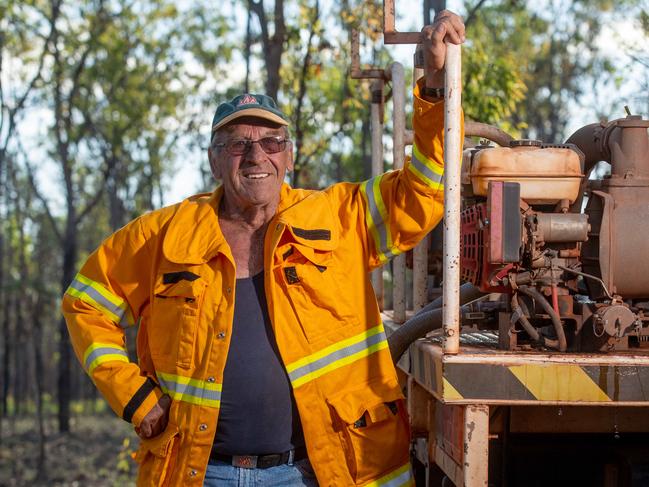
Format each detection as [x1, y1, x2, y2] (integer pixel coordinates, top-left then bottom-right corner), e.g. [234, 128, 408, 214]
[62, 11, 464, 487]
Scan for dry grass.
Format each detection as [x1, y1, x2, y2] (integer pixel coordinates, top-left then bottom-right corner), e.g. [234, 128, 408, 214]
[0, 415, 138, 487]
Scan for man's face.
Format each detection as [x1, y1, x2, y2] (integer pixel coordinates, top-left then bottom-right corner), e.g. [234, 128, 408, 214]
[208, 118, 293, 211]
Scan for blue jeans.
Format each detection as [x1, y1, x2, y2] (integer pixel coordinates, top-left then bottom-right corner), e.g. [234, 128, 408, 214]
[203, 458, 319, 486]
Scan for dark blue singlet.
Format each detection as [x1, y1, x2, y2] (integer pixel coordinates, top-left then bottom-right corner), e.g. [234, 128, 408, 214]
[212, 272, 305, 455]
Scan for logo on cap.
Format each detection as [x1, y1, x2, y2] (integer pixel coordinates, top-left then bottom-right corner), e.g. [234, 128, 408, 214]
[237, 94, 258, 106]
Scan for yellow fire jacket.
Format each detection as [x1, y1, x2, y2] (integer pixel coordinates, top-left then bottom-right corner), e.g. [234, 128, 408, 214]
[62, 83, 456, 486]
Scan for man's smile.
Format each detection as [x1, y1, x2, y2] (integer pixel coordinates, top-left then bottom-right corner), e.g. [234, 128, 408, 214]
[243, 172, 271, 180]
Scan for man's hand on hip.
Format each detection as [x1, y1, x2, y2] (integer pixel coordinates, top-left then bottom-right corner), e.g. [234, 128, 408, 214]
[422, 10, 466, 88]
[135, 394, 171, 439]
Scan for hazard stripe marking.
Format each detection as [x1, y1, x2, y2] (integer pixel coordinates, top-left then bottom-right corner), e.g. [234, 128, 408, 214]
[405, 338, 649, 403]
[442, 378, 463, 400]
[581, 365, 649, 402]
[508, 364, 611, 402]
[445, 364, 536, 401]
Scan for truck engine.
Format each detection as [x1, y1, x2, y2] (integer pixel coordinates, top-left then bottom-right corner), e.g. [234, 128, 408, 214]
[459, 114, 649, 352]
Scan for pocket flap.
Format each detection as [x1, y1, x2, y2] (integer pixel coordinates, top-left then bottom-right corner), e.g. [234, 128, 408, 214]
[155, 278, 205, 299]
[290, 244, 333, 267]
[133, 423, 180, 463]
[326, 380, 404, 425]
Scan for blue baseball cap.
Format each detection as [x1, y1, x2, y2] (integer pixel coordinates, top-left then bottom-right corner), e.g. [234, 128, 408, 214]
[211, 93, 289, 138]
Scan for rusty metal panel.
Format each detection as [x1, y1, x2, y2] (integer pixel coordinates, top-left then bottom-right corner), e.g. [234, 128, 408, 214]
[408, 339, 649, 405]
[435, 403, 464, 465]
[408, 377, 432, 436]
[464, 405, 489, 487]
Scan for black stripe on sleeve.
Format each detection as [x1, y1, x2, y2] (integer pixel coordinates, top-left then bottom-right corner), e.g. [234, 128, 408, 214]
[123, 378, 158, 423]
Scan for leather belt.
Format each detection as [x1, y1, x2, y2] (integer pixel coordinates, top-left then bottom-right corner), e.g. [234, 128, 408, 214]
[210, 446, 307, 469]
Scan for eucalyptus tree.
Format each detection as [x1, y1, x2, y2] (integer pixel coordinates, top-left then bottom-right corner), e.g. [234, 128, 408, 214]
[27, 0, 231, 432]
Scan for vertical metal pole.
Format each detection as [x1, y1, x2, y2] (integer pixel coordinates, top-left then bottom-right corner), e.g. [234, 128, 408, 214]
[442, 43, 462, 354]
[390, 62, 407, 324]
[413, 235, 429, 311]
[370, 80, 385, 310]
[412, 50, 428, 312]
[463, 405, 489, 487]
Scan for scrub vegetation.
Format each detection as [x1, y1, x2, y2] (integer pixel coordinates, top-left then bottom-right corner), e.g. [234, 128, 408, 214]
[0, 0, 646, 484]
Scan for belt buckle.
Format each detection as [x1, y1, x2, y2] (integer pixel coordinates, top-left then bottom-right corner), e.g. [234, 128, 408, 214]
[232, 455, 258, 469]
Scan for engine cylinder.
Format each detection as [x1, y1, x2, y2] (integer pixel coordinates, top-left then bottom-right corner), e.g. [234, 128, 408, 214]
[536, 213, 589, 243]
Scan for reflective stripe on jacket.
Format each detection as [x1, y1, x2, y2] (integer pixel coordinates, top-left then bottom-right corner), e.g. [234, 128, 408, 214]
[61, 82, 459, 486]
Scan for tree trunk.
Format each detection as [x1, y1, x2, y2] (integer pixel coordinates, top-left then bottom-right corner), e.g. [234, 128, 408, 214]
[245, 2, 253, 93]
[13, 294, 25, 416]
[250, 0, 286, 100]
[1, 288, 10, 421]
[57, 218, 77, 433]
[32, 306, 47, 481]
[0, 237, 6, 439]
[108, 160, 126, 231]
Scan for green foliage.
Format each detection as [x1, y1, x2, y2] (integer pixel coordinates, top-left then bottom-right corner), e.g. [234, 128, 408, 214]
[270, 0, 393, 186]
[115, 436, 136, 484]
[460, 0, 537, 136]
[463, 42, 527, 135]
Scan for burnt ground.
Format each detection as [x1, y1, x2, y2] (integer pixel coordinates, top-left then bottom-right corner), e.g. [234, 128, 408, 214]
[0, 415, 138, 487]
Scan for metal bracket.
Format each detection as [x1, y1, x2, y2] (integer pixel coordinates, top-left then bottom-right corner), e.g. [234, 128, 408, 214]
[350, 0, 424, 79]
[383, 0, 423, 44]
[350, 30, 387, 79]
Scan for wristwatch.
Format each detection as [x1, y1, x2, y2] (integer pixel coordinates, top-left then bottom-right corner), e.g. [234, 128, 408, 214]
[421, 86, 444, 99]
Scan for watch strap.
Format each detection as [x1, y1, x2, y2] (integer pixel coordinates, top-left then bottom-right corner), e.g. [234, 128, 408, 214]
[421, 86, 445, 99]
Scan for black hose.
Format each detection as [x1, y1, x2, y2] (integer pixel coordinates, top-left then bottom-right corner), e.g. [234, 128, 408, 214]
[388, 308, 444, 364]
[511, 293, 560, 350]
[517, 286, 567, 352]
[413, 283, 485, 318]
[387, 283, 486, 364]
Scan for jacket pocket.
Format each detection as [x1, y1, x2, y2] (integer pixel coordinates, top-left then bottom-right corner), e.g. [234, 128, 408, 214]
[150, 277, 206, 369]
[279, 244, 357, 343]
[326, 380, 410, 485]
[134, 423, 180, 487]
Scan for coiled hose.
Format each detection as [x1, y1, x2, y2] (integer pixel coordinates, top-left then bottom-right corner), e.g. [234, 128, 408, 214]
[510, 293, 560, 350]
[387, 283, 486, 364]
[517, 285, 567, 352]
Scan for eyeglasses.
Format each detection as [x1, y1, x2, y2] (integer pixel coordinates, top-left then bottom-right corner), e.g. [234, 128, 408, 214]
[214, 136, 289, 156]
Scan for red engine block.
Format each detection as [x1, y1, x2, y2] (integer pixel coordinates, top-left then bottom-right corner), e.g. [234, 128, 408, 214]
[460, 201, 515, 293]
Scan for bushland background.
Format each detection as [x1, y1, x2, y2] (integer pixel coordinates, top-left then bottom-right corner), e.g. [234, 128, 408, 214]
[1, 0, 647, 485]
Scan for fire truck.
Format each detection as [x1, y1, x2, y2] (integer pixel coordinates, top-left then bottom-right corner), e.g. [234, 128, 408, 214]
[358, 2, 649, 486]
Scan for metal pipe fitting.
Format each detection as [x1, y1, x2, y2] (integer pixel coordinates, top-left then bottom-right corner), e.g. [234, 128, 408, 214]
[442, 43, 462, 355]
[390, 62, 407, 324]
[371, 80, 385, 308]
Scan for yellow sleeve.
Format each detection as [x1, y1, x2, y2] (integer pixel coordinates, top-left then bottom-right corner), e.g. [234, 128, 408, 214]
[61, 217, 162, 426]
[359, 77, 464, 269]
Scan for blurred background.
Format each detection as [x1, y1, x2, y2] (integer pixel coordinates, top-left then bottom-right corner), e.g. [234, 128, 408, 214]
[0, 0, 647, 485]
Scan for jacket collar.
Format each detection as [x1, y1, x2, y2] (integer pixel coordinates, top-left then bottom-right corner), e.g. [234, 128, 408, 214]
[163, 183, 338, 265]
[162, 188, 229, 264]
